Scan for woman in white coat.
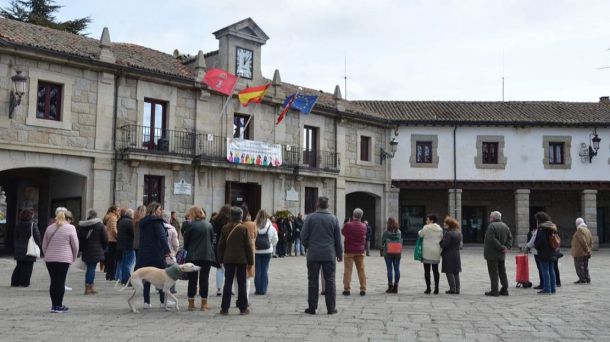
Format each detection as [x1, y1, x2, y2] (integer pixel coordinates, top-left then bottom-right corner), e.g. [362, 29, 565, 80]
[418, 214, 443, 294]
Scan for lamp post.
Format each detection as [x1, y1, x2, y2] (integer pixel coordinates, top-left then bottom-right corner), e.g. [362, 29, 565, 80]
[380, 137, 398, 164]
[9, 70, 27, 119]
[588, 129, 601, 163]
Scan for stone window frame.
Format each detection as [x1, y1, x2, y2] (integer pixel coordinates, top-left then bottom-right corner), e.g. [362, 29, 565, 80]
[475, 135, 507, 170]
[356, 129, 375, 166]
[542, 136, 572, 170]
[26, 68, 73, 130]
[409, 134, 439, 168]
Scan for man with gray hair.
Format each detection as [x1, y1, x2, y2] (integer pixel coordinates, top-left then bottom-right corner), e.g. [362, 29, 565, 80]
[341, 208, 368, 296]
[301, 196, 343, 315]
[484, 210, 513, 297]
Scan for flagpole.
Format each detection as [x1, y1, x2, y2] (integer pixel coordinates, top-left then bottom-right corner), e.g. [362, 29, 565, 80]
[220, 74, 241, 119]
[241, 114, 253, 138]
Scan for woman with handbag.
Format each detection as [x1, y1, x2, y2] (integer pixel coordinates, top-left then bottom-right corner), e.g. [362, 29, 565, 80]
[440, 216, 462, 294]
[42, 209, 79, 313]
[381, 217, 402, 294]
[254, 209, 278, 295]
[77, 209, 108, 295]
[418, 214, 443, 294]
[183, 206, 215, 311]
[11, 209, 41, 287]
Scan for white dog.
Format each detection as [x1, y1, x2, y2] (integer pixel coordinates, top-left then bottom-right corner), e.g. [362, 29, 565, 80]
[117, 263, 201, 313]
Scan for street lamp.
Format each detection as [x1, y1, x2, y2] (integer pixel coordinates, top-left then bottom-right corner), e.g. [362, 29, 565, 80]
[380, 137, 398, 164]
[9, 70, 27, 119]
[588, 128, 601, 163]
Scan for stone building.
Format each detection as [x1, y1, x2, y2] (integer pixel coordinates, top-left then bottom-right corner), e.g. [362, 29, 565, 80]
[0, 18, 397, 250]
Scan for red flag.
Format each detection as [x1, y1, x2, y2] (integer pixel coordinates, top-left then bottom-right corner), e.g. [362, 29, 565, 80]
[202, 68, 238, 96]
[276, 94, 297, 125]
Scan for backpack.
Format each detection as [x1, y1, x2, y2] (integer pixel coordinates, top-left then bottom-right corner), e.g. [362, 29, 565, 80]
[549, 231, 561, 250]
[255, 226, 271, 250]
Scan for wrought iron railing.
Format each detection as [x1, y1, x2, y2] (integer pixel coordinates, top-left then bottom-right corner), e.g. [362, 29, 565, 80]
[119, 124, 196, 156]
[119, 125, 339, 172]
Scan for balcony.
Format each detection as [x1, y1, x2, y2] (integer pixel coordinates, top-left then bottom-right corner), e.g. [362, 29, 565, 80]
[118, 126, 340, 173]
[119, 124, 196, 157]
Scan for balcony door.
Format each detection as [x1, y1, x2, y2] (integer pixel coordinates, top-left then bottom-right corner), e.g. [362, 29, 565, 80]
[143, 98, 167, 150]
[303, 126, 318, 168]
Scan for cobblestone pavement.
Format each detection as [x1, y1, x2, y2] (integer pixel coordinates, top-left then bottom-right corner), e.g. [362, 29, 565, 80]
[1, 248, 609, 341]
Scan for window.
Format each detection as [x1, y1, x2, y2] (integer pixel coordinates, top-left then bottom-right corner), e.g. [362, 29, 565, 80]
[233, 114, 251, 139]
[144, 175, 164, 206]
[143, 99, 167, 150]
[305, 187, 318, 214]
[303, 126, 318, 168]
[549, 142, 564, 164]
[36, 81, 63, 121]
[360, 136, 371, 162]
[400, 205, 425, 241]
[416, 141, 433, 163]
[482, 142, 499, 164]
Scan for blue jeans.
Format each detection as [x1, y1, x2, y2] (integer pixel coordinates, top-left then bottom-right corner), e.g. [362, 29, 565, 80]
[85, 262, 97, 284]
[540, 260, 556, 293]
[121, 250, 136, 284]
[254, 253, 272, 294]
[384, 256, 401, 285]
[294, 239, 305, 255]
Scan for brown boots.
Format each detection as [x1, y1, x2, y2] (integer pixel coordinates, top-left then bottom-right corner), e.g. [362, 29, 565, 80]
[188, 298, 210, 311]
[84, 284, 97, 295]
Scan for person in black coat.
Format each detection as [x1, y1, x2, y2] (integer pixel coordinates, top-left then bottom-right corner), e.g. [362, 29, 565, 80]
[77, 209, 108, 294]
[440, 216, 462, 294]
[136, 202, 171, 307]
[211, 205, 230, 296]
[277, 218, 288, 257]
[116, 209, 135, 285]
[11, 209, 41, 287]
[533, 211, 559, 295]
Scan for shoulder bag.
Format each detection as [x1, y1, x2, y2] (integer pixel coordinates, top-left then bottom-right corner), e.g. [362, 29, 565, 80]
[26, 222, 41, 258]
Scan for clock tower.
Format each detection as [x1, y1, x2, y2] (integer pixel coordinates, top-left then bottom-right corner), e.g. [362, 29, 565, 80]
[212, 18, 269, 85]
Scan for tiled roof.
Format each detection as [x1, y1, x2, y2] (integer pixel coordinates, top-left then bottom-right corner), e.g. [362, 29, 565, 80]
[354, 100, 610, 125]
[0, 18, 194, 79]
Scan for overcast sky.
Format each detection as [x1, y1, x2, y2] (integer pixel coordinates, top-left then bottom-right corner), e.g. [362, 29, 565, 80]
[52, 0, 610, 102]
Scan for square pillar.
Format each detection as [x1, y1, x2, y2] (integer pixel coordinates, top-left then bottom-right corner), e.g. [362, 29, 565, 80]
[448, 189, 462, 225]
[514, 189, 530, 247]
[581, 189, 598, 250]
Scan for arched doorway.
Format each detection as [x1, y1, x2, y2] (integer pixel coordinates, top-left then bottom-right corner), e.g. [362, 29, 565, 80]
[0, 168, 87, 252]
[345, 192, 380, 249]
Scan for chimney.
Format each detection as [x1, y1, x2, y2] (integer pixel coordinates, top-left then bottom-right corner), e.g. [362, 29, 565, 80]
[600, 96, 610, 104]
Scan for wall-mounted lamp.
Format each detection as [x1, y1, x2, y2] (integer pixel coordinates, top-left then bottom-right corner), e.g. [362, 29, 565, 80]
[9, 70, 27, 118]
[380, 137, 398, 164]
[588, 128, 601, 163]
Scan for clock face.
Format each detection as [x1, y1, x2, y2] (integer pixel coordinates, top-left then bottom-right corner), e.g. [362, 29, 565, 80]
[235, 47, 253, 79]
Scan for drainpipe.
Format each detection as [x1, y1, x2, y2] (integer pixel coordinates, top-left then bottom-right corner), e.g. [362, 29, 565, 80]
[111, 73, 121, 204]
[453, 125, 458, 218]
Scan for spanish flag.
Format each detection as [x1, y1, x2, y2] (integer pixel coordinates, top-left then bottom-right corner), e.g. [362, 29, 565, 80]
[238, 83, 271, 107]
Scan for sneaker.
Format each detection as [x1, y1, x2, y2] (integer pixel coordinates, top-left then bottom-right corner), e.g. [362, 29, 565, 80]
[51, 305, 69, 313]
[537, 290, 551, 295]
[64, 285, 72, 291]
[216, 290, 222, 296]
[533, 285, 543, 290]
[143, 303, 153, 309]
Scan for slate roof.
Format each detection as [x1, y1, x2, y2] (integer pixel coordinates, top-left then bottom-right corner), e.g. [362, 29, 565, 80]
[354, 100, 610, 126]
[0, 18, 195, 79]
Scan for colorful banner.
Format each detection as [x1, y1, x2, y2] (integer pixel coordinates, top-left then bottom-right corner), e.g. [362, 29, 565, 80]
[227, 138, 282, 167]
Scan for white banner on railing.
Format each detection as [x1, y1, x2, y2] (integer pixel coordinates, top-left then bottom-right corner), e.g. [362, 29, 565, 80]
[226, 138, 282, 167]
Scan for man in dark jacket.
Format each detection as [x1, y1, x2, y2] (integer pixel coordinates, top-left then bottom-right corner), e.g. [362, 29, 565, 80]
[11, 209, 41, 287]
[116, 209, 135, 285]
[218, 206, 254, 315]
[301, 196, 343, 315]
[342, 208, 367, 296]
[294, 213, 305, 256]
[483, 211, 513, 297]
[136, 202, 171, 307]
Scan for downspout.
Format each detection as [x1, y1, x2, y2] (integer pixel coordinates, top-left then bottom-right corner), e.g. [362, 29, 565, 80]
[334, 116, 338, 215]
[453, 125, 458, 218]
[111, 73, 121, 204]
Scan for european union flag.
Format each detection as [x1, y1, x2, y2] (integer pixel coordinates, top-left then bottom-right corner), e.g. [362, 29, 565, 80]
[282, 94, 319, 114]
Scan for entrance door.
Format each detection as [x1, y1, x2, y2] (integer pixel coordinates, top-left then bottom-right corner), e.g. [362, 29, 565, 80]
[462, 206, 486, 243]
[346, 192, 378, 247]
[598, 207, 607, 244]
[225, 182, 261, 218]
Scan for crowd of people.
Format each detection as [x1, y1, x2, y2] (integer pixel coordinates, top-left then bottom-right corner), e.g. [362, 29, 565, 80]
[8, 197, 595, 314]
